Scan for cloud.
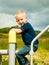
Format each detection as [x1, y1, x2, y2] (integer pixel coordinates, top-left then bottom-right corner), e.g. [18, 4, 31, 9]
[0, 0, 49, 14]
[28, 8, 49, 30]
[0, 13, 17, 28]
[0, 8, 49, 31]
[0, 0, 49, 30]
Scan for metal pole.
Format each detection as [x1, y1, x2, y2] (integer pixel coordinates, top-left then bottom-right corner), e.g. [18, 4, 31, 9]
[9, 30, 16, 65]
[30, 53, 33, 65]
[0, 55, 2, 65]
[0, 50, 8, 55]
[30, 47, 34, 65]
[9, 43, 16, 65]
[30, 25, 49, 65]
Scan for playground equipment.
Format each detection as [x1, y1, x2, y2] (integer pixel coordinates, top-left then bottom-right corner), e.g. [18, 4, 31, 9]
[0, 25, 49, 65]
[30, 25, 49, 65]
[0, 30, 16, 65]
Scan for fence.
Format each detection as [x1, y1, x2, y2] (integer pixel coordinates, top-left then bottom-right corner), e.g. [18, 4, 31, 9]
[0, 25, 49, 65]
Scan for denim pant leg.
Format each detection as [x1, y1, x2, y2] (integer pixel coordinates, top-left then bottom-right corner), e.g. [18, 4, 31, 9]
[16, 45, 30, 65]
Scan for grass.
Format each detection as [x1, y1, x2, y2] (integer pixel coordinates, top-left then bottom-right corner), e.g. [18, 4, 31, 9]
[0, 31, 49, 65]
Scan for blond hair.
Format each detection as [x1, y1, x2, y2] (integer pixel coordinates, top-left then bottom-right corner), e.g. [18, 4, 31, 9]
[15, 10, 27, 17]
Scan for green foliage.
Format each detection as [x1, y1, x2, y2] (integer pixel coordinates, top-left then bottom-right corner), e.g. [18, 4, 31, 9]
[0, 38, 8, 49]
[0, 27, 10, 33]
[0, 33, 8, 38]
[0, 25, 19, 33]
[0, 30, 49, 65]
[2, 60, 8, 65]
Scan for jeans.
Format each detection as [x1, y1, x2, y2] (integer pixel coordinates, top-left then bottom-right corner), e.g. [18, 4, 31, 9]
[16, 45, 30, 65]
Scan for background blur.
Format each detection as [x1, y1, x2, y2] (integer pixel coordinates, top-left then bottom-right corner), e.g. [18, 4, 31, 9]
[0, 0, 49, 65]
[0, 0, 49, 30]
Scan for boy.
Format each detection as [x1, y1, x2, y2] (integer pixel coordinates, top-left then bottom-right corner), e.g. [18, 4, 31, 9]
[11, 10, 38, 65]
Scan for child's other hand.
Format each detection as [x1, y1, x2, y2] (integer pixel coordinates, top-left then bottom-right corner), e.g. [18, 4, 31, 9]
[9, 28, 22, 34]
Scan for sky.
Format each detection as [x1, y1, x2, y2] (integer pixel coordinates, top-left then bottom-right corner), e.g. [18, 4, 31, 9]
[0, 0, 49, 31]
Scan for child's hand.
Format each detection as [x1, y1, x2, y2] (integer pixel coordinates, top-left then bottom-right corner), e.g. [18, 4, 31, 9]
[10, 28, 16, 31]
[10, 28, 22, 34]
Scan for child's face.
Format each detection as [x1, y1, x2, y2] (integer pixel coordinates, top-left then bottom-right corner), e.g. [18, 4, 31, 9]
[15, 14, 27, 26]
